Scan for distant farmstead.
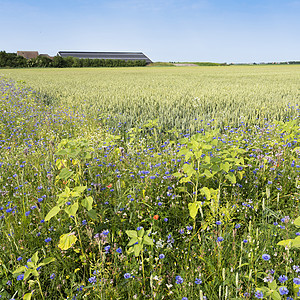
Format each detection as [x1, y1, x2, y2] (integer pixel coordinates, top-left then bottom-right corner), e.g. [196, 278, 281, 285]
[57, 51, 152, 64]
[17, 51, 53, 59]
[17, 51, 39, 59]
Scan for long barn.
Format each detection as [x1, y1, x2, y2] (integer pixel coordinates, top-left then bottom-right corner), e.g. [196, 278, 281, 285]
[57, 51, 152, 64]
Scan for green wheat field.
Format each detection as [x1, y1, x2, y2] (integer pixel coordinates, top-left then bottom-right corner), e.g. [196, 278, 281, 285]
[0, 65, 299, 300]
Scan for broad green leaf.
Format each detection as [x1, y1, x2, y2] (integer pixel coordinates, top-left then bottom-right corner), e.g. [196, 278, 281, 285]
[277, 239, 293, 247]
[177, 187, 187, 193]
[64, 202, 78, 217]
[203, 169, 213, 178]
[27, 261, 34, 268]
[294, 216, 300, 227]
[185, 152, 194, 162]
[87, 209, 97, 220]
[137, 228, 145, 238]
[13, 266, 27, 275]
[59, 168, 74, 180]
[237, 171, 244, 180]
[31, 270, 39, 277]
[202, 144, 212, 150]
[182, 164, 195, 177]
[143, 236, 153, 246]
[172, 172, 183, 178]
[126, 230, 138, 238]
[71, 185, 87, 197]
[81, 196, 93, 211]
[134, 243, 143, 257]
[180, 176, 192, 183]
[23, 292, 32, 300]
[201, 187, 211, 200]
[195, 150, 203, 159]
[226, 173, 236, 184]
[292, 236, 300, 248]
[31, 251, 39, 265]
[45, 206, 61, 221]
[204, 156, 211, 164]
[58, 232, 77, 250]
[268, 280, 277, 290]
[41, 257, 56, 265]
[24, 269, 32, 280]
[271, 290, 281, 300]
[188, 202, 199, 220]
[178, 138, 189, 144]
[127, 237, 138, 247]
[211, 164, 220, 172]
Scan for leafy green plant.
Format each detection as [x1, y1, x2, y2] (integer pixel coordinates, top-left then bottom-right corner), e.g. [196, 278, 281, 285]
[13, 252, 55, 300]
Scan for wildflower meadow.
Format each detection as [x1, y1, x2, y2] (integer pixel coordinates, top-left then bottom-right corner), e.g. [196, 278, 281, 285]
[0, 66, 299, 299]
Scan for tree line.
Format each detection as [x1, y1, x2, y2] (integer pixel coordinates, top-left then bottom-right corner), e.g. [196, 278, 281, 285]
[0, 51, 148, 68]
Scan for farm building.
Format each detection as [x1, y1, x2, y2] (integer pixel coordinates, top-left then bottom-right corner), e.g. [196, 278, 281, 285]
[17, 51, 39, 59]
[57, 51, 152, 64]
[17, 51, 53, 59]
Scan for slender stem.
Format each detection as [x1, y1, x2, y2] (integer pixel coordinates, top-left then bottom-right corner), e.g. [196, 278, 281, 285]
[37, 277, 45, 300]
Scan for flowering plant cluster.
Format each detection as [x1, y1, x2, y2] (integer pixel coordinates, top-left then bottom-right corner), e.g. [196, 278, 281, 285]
[0, 75, 299, 300]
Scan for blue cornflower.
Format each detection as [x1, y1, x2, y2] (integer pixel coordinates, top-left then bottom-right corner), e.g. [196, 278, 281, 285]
[17, 274, 24, 281]
[243, 239, 248, 243]
[25, 211, 31, 216]
[104, 245, 110, 253]
[216, 221, 222, 225]
[262, 254, 271, 261]
[175, 275, 183, 284]
[157, 202, 162, 206]
[279, 275, 288, 283]
[235, 224, 241, 229]
[159, 254, 165, 259]
[179, 229, 185, 234]
[50, 273, 55, 280]
[293, 277, 300, 285]
[182, 297, 188, 300]
[88, 276, 97, 284]
[137, 226, 143, 231]
[255, 290, 263, 299]
[17, 256, 22, 261]
[124, 273, 131, 279]
[45, 237, 51, 243]
[186, 225, 193, 231]
[82, 220, 87, 225]
[217, 236, 224, 242]
[116, 248, 122, 254]
[195, 278, 202, 284]
[164, 218, 168, 222]
[102, 229, 109, 235]
[279, 286, 289, 295]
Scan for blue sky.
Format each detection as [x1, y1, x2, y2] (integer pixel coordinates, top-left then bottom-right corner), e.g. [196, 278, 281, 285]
[0, 0, 299, 62]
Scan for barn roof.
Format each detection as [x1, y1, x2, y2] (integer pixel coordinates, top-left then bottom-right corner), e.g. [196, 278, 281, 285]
[57, 51, 152, 63]
[17, 51, 39, 59]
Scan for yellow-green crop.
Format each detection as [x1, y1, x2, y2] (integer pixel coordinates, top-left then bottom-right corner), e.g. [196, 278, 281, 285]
[1, 65, 299, 131]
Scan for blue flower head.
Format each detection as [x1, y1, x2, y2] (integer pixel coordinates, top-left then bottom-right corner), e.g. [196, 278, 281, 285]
[255, 290, 263, 299]
[262, 254, 271, 261]
[279, 286, 289, 295]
